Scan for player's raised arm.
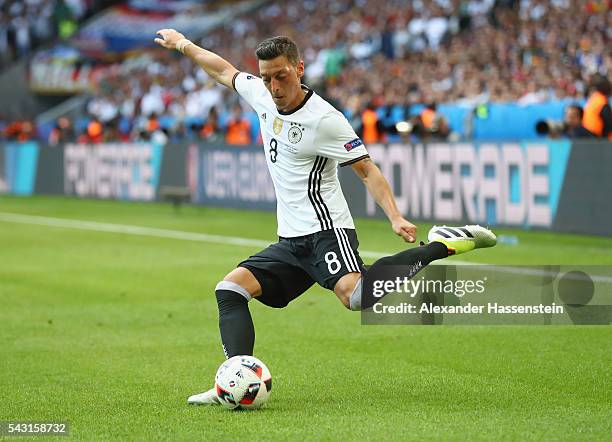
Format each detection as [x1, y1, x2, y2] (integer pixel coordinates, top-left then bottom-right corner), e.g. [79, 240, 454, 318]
[154, 29, 238, 90]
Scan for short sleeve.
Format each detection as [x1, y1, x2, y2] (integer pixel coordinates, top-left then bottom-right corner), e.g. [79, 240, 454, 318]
[314, 110, 369, 166]
[232, 72, 269, 110]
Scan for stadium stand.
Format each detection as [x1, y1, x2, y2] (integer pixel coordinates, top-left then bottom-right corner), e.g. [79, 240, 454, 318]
[0, 0, 111, 69]
[0, 0, 610, 143]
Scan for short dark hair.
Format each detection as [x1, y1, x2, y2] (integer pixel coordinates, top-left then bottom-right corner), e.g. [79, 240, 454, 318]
[255, 36, 300, 65]
[567, 104, 584, 119]
[591, 74, 611, 96]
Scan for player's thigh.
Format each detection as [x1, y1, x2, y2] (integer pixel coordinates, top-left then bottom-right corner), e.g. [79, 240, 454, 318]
[310, 228, 366, 293]
[237, 241, 315, 308]
[223, 267, 262, 297]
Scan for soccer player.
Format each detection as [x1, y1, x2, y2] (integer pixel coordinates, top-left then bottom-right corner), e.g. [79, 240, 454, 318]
[154, 30, 497, 405]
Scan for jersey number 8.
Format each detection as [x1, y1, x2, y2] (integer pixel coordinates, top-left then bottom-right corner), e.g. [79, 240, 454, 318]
[269, 138, 278, 163]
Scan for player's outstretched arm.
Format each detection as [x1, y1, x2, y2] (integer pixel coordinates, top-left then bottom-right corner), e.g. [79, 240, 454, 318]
[351, 157, 417, 243]
[154, 28, 238, 90]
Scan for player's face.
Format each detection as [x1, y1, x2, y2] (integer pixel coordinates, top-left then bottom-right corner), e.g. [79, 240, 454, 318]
[564, 108, 581, 129]
[259, 56, 305, 111]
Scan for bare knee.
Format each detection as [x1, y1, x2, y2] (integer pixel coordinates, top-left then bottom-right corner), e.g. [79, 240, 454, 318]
[334, 273, 361, 309]
[222, 267, 262, 297]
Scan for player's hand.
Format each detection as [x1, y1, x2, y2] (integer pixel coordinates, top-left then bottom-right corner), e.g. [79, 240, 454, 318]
[391, 217, 417, 243]
[154, 28, 186, 50]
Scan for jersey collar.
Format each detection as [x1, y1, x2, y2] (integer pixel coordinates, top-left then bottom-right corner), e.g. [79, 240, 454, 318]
[277, 85, 313, 115]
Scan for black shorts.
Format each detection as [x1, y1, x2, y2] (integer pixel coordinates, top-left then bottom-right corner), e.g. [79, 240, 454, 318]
[238, 228, 365, 308]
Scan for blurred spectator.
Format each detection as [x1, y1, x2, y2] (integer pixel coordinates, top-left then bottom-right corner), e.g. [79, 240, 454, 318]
[144, 114, 169, 145]
[48, 116, 75, 145]
[4, 119, 36, 141]
[563, 105, 596, 138]
[536, 104, 597, 139]
[146, 114, 160, 135]
[54, 0, 78, 39]
[0, 113, 7, 140]
[414, 102, 450, 140]
[359, 103, 385, 144]
[225, 104, 251, 145]
[140, 86, 165, 118]
[200, 107, 224, 143]
[13, 11, 31, 58]
[78, 117, 103, 144]
[583, 74, 612, 139]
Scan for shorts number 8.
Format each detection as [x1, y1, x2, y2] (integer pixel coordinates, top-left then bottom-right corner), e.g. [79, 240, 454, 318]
[325, 251, 341, 275]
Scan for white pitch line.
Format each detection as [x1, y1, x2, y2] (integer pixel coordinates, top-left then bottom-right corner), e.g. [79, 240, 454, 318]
[0, 212, 270, 248]
[0, 211, 452, 260]
[1, 211, 611, 284]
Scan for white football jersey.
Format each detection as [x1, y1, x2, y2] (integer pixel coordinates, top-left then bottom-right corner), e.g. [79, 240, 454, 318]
[233, 72, 370, 238]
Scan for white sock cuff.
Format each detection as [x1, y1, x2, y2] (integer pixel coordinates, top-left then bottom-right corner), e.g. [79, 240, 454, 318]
[215, 281, 252, 301]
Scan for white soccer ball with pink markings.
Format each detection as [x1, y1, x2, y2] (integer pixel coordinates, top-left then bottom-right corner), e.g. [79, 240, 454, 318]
[214, 355, 272, 410]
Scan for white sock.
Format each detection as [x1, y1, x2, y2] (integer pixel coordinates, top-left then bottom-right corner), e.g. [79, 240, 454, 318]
[348, 277, 363, 311]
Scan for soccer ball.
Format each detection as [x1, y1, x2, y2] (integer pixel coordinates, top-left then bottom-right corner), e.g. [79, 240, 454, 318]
[215, 355, 272, 410]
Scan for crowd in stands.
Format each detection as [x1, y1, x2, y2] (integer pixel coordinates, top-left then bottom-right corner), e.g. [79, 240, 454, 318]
[1, 0, 610, 144]
[0, 0, 103, 68]
[218, 0, 610, 107]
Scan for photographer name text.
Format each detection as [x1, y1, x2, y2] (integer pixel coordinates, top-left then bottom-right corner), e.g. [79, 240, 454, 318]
[373, 302, 565, 315]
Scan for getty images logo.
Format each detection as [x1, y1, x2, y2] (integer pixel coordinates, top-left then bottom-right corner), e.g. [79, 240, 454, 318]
[372, 271, 487, 298]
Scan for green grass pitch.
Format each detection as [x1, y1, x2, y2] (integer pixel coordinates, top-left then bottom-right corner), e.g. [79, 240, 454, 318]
[1, 195, 611, 440]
